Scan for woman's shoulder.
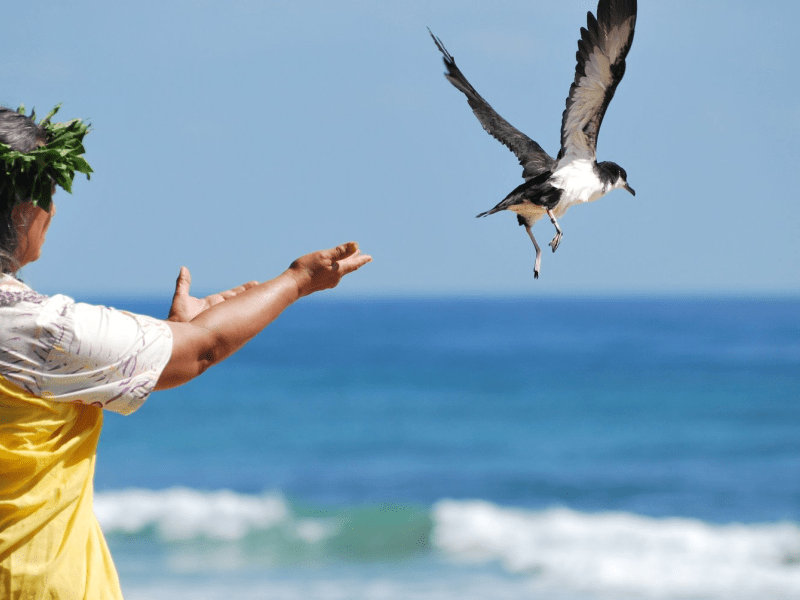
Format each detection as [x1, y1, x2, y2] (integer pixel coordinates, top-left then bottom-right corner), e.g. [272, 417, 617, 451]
[0, 274, 52, 307]
[0, 274, 173, 415]
[0, 275, 78, 328]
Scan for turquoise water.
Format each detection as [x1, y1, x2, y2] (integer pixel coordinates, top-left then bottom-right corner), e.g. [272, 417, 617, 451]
[93, 297, 800, 599]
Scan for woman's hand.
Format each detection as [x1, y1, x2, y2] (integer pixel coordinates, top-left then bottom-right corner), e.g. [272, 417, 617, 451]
[285, 242, 372, 298]
[168, 266, 259, 323]
[157, 242, 371, 390]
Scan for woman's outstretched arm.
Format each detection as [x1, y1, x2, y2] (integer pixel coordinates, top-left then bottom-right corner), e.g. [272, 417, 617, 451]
[155, 242, 371, 390]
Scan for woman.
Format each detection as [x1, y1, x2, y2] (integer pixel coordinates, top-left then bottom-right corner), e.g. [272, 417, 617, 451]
[0, 106, 371, 598]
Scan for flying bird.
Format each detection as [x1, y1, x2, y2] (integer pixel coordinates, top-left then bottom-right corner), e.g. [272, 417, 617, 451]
[430, 0, 637, 278]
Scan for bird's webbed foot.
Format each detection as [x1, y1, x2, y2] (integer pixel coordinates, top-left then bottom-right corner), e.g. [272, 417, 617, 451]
[549, 232, 562, 253]
[546, 209, 563, 253]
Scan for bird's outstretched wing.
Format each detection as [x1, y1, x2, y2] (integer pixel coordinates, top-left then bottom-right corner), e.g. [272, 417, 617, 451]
[558, 0, 637, 165]
[430, 29, 556, 181]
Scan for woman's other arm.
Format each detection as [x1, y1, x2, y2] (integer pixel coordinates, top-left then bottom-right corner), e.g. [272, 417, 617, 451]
[154, 242, 371, 390]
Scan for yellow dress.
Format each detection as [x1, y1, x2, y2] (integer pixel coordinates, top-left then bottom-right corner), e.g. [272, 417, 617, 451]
[0, 376, 122, 599]
[0, 275, 173, 599]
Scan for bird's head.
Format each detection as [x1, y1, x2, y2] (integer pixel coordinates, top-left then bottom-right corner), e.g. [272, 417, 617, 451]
[599, 161, 635, 197]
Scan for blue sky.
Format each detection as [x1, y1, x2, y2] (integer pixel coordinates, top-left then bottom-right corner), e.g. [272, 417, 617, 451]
[3, 1, 798, 298]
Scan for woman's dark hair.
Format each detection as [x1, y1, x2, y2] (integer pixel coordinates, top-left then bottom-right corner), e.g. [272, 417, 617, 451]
[0, 108, 47, 274]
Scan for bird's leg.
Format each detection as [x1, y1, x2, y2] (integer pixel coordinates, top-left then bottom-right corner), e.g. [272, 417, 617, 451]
[525, 225, 542, 279]
[547, 209, 563, 253]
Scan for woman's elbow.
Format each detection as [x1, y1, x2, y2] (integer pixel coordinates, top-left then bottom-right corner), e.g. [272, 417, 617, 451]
[196, 347, 217, 376]
[155, 323, 221, 390]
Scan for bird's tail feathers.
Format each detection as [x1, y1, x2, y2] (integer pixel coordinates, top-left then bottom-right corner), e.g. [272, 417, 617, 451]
[475, 206, 502, 218]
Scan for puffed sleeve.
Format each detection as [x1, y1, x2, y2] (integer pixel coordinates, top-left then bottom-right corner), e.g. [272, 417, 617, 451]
[0, 291, 173, 415]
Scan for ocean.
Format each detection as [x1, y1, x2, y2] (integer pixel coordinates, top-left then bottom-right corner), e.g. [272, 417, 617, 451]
[91, 296, 800, 600]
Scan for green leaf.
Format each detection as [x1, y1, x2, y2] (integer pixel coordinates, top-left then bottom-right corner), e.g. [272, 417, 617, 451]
[0, 103, 93, 208]
[39, 104, 62, 127]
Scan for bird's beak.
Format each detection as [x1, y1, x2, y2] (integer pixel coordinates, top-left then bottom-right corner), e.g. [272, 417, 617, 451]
[624, 183, 636, 196]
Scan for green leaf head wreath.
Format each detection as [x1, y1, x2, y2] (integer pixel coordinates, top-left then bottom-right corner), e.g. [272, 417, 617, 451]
[0, 104, 92, 212]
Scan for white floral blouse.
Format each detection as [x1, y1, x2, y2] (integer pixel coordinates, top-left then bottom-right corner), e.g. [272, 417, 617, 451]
[0, 274, 173, 415]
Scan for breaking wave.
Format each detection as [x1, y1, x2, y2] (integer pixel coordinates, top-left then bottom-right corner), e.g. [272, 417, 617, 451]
[95, 489, 800, 598]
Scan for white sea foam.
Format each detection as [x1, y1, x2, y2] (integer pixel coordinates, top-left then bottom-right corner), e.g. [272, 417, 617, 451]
[95, 489, 800, 598]
[432, 500, 800, 598]
[94, 487, 335, 542]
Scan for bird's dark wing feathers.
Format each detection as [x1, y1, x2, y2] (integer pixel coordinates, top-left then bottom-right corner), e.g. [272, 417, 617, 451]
[429, 29, 556, 181]
[558, 0, 637, 165]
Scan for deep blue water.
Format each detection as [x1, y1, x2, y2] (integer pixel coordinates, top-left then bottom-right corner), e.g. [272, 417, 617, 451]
[89, 296, 800, 599]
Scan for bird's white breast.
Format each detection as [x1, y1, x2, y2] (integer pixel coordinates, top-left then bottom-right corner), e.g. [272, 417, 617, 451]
[550, 159, 607, 217]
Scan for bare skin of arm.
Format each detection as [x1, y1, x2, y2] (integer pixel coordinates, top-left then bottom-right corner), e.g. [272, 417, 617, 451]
[155, 242, 371, 390]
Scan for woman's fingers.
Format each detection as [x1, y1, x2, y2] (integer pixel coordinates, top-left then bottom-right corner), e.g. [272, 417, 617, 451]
[337, 251, 372, 273]
[328, 242, 371, 272]
[173, 266, 192, 298]
[216, 281, 259, 301]
[330, 241, 360, 260]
